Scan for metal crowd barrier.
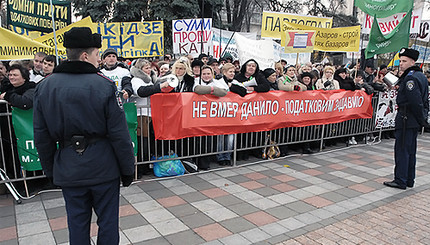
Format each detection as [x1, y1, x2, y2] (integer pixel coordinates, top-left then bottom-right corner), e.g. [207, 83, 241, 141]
[1, 95, 391, 190]
[134, 95, 390, 169]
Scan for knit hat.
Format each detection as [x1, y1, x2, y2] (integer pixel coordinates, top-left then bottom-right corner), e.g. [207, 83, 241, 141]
[263, 68, 276, 78]
[191, 59, 204, 68]
[102, 48, 118, 59]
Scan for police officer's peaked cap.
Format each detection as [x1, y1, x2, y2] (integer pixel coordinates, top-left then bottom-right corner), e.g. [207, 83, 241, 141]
[399, 48, 420, 61]
[63, 27, 102, 49]
[102, 48, 118, 59]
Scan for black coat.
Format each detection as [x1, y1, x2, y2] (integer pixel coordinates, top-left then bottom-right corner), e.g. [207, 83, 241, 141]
[34, 61, 135, 187]
[234, 59, 270, 92]
[334, 71, 355, 91]
[395, 66, 429, 129]
[3, 80, 36, 110]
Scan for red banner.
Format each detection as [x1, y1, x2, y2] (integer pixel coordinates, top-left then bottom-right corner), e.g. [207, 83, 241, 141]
[151, 90, 373, 140]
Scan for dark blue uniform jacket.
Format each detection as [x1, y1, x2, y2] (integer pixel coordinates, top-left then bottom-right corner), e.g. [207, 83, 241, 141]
[33, 61, 135, 187]
[395, 66, 429, 129]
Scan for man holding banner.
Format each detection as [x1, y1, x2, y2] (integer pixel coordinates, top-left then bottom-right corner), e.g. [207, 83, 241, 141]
[34, 27, 135, 244]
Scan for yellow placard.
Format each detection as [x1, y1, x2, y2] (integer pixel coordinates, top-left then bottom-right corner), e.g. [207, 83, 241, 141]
[8, 25, 45, 39]
[0, 27, 60, 60]
[261, 11, 333, 39]
[34, 17, 95, 52]
[96, 21, 164, 58]
[283, 30, 316, 53]
[281, 22, 361, 52]
[10, 19, 164, 59]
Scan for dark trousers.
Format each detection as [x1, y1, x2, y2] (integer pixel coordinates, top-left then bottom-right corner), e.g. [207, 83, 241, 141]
[394, 128, 418, 186]
[62, 179, 120, 245]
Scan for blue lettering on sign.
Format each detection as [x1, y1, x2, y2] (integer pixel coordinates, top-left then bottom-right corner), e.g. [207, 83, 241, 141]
[122, 35, 134, 47]
[127, 23, 139, 35]
[153, 22, 161, 34]
[173, 20, 183, 31]
[104, 23, 116, 35]
[142, 22, 152, 35]
[173, 19, 211, 32]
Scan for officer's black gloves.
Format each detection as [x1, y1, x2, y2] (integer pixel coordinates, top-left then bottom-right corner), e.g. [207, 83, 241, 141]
[324, 81, 332, 87]
[121, 174, 134, 187]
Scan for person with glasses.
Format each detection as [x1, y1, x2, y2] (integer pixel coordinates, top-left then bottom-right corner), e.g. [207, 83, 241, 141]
[315, 66, 339, 90]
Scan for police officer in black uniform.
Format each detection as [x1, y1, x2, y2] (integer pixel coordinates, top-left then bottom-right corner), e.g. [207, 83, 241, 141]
[34, 27, 135, 244]
[383, 48, 429, 190]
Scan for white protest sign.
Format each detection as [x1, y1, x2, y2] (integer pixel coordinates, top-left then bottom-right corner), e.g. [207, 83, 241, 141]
[272, 41, 311, 65]
[417, 20, 430, 42]
[212, 28, 256, 60]
[361, 8, 423, 36]
[234, 33, 275, 69]
[172, 18, 212, 55]
[375, 90, 397, 129]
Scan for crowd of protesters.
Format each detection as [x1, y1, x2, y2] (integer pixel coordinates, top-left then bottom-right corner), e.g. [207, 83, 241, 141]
[1, 49, 422, 176]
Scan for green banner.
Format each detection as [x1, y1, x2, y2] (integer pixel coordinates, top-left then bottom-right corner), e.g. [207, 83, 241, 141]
[365, 10, 412, 59]
[12, 107, 40, 171]
[12, 103, 138, 171]
[123, 103, 138, 156]
[7, 0, 71, 33]
[354, 0, 413, 18]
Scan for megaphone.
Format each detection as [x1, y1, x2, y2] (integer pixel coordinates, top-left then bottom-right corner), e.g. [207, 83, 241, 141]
[159, 74, 179, 93]
[242, 77, 258, 87]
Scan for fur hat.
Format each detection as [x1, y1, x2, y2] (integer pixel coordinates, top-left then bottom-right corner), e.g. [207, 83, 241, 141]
[63, 27, 102, 49]
[399, 48, 419, 61]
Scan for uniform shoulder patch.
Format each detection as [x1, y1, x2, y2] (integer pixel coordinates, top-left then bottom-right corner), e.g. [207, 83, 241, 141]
[406, 80, 415, 91]
[115, 91, 124, 109]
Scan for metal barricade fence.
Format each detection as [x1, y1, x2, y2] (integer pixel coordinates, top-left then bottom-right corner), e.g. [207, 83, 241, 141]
[134, 96, 389, 168]
[1, 95, 390, 187]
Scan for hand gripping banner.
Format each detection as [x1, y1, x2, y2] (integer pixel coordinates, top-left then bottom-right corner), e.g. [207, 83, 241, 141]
[151, 90, 373, 140]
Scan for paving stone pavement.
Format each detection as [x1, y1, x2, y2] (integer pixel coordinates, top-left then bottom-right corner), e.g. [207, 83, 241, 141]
[2, 134, 430, 245]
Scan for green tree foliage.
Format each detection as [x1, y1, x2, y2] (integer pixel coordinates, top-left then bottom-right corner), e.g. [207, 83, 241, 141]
[72, 0, 113, 22]
[111, 0, 149, 22]
[148, 0, 201, 53]
[304, 0, 358, 27]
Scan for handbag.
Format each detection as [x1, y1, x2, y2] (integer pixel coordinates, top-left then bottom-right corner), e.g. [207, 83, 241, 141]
[152, 153, 185, 177]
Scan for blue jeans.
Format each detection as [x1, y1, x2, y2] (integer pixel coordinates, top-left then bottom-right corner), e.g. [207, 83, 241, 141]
[216, 134, 234, 161]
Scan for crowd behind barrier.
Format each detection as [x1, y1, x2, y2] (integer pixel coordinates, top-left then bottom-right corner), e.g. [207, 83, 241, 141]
[0, 49, 414, 195]
[0, 95, 391, 188]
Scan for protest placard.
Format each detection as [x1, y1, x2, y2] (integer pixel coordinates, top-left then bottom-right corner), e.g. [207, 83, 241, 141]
[234, 33, 275, 69]
[172, 18, 212, 55]
[96, 21, 164, 58]
[261, 11, 332, 39]
[0, 26, 60, 60]
[212, 28, 256, 60]
[282, 22, 360, 52]
[7, 0, 71, 33]
[283, 30, 316, 53]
